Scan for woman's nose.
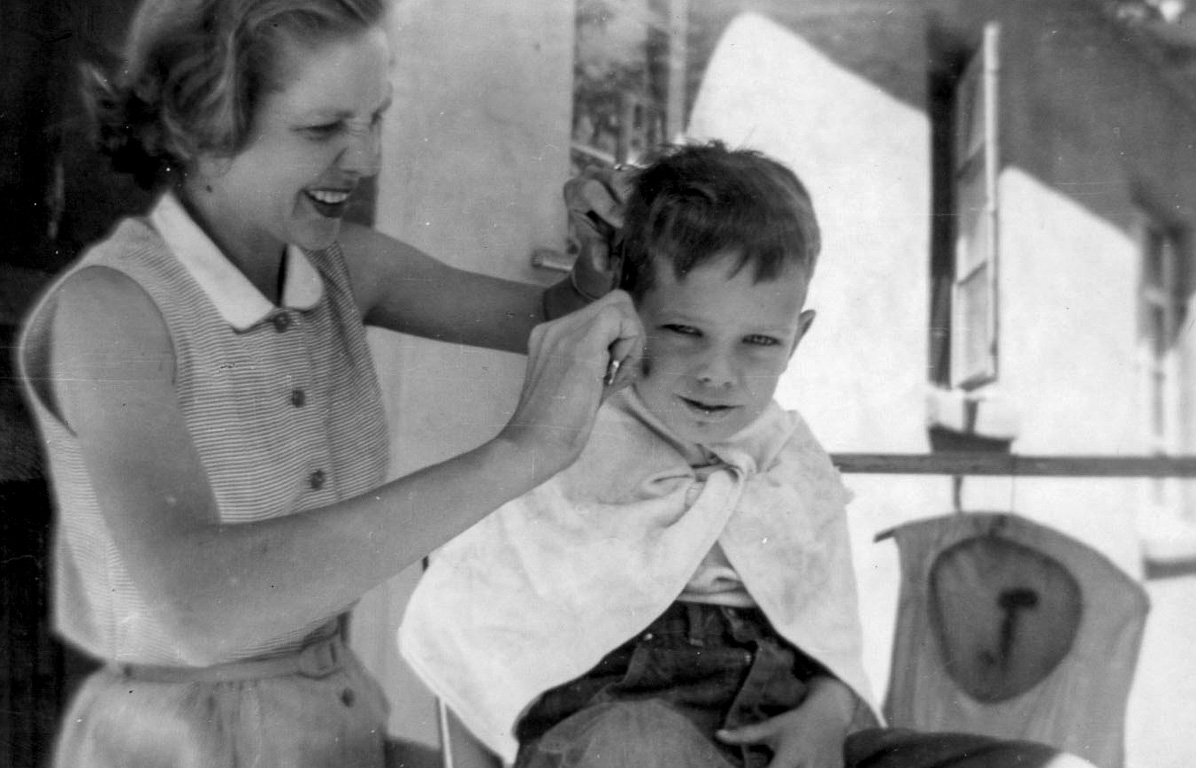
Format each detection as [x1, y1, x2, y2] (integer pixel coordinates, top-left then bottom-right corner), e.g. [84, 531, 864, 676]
[339, 124, 383, 177]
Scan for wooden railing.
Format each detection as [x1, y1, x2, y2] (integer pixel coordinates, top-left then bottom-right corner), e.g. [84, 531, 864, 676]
[830, 453, 1196, 478]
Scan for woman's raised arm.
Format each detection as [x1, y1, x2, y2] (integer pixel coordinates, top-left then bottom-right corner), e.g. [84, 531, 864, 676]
[339, 166, 630, 350]
[49, 266, 642, 662]
[338, 222, 547, 352]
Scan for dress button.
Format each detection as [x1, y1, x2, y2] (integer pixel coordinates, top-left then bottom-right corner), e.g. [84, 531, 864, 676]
[309, 470, 326, 490]
[272, 313, 291, 333]
[290, 389, 306, 407]
[341, 687, 356, 707]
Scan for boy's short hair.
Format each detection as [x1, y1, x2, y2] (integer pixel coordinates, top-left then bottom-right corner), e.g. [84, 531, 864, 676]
[619, 141, 820, 299]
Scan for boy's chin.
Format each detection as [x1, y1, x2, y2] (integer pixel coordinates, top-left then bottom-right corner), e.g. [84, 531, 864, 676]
[662, 414, 747, 446]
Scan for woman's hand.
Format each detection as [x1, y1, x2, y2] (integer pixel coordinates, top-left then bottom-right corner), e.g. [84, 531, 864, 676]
[500, 289, 643, 476]
[545, 166, 635, 319]
[565, 165, 632, 297]
[715, 677, 855, 768]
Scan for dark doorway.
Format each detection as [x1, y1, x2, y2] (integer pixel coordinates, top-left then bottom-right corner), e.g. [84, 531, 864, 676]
[2, 2, 147, 765]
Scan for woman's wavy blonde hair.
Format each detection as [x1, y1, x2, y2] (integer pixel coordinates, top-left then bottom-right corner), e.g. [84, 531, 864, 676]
[84, 0, 388, 188]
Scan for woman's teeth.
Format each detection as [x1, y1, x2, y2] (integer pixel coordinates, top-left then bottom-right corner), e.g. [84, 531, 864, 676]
[309, 189, 350, 204]
[306, 189, 352, 218]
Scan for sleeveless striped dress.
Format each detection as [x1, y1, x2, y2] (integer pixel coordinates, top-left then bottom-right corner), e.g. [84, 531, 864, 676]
[19, 196, 395, 767]
[18, 194, 389, 665]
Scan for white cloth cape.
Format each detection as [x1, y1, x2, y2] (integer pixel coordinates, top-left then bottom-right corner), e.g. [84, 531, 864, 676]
[399, 390, 875, 761]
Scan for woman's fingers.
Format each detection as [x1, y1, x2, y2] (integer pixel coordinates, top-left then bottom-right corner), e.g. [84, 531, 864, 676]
[505, 291, 644, 469]
[551, 290, 643, 397]
[564, 166, 631, 230]
[601, 314, 643, 395]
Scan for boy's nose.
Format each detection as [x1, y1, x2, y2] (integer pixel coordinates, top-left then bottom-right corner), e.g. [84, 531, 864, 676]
[694, 352, 736, 389]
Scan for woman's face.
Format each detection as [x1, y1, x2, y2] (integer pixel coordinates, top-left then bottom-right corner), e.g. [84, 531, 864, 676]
[194, 26, 393, 260]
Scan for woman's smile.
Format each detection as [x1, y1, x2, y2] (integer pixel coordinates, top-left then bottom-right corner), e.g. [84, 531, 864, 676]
[304, 187, 355, 218]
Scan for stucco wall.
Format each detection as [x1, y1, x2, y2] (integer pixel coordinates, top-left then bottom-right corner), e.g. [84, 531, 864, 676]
[995, 0, 1196, 233]
[942, 0, 1196, 576]
[350, 0, 574, 748]
[995, 2, 1196, 548]
[960, 168, 1147, 577]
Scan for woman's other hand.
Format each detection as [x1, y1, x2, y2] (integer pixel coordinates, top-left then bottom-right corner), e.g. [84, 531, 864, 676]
[502, 289, 643, 475]
[544, 166, 635, 319]
[565, 165, 632, 297]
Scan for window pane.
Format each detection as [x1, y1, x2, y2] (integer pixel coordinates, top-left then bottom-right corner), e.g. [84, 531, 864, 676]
[956, 265, 992, 383]
[954, 160, 988, 274]
[954, 56, 985, 161]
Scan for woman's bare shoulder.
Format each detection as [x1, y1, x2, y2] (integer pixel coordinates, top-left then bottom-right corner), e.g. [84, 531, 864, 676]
[46, 266, 176, 430]
[51, 264, 171, 351]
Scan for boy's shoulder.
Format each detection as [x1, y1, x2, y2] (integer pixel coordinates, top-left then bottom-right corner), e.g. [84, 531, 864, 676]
[728, 399, 824, 458]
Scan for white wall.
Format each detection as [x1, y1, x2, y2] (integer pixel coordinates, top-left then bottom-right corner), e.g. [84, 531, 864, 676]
[350, 0, 574, 748]
[971, 168, 1146, 577]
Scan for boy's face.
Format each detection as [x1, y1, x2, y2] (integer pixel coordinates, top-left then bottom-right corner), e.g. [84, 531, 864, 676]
[633, 252, 815, 445]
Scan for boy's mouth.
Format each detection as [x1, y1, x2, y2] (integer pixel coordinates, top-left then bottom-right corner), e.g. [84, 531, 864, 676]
[679, 396, 737, 418]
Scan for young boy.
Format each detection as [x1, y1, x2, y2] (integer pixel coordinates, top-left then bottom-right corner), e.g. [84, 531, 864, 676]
[399, 143, 1082, 768]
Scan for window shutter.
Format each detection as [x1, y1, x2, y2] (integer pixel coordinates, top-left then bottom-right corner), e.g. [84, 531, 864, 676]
[951, 23, 1001, 388]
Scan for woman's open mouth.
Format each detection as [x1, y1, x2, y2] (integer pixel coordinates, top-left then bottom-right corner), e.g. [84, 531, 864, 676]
[305, 188, 353, 218]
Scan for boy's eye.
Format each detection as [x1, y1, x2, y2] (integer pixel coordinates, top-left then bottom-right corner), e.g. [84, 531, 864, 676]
[662, 324, 701, 336]
[744, 334, 780, 347]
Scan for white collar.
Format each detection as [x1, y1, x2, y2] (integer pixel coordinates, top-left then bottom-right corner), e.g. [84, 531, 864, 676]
[149, 192, 324, 331]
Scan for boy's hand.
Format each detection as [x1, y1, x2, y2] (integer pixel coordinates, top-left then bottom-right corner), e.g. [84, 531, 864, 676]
[715, 677, 854, 768]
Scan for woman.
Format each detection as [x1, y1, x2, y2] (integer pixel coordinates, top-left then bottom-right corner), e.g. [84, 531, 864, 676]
[17, 0, 639, 765]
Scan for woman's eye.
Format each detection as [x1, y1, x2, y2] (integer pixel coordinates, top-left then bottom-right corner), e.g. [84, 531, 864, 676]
[302, 123, 343, 141]
[744, 334, 780, 347]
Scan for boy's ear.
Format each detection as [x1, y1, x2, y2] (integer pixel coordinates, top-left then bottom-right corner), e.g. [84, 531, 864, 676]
[788, 309, 816, 359]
